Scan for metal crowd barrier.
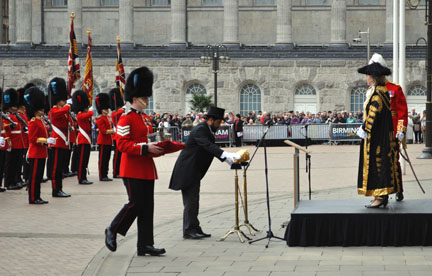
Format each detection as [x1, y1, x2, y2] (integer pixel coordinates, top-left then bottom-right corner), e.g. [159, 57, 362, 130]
[290, 124, 330, 140]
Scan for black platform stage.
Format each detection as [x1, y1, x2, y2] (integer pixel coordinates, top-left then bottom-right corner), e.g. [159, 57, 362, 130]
[285, 200, 432, 246]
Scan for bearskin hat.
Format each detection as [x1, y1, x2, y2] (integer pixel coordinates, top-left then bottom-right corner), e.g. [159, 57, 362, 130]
[17, 88, 26, 107]
[95, 93, 110, 114]
[124, 67, 153, 103]
[72, 90, 90, 113]
[357, 62, 391, 78]
[2, 88, 19, 110]
[109, 88, 124, 111]
[23, 82, 36, 90]
[24, 87, 46, 118]
[48, 77, 68, 106]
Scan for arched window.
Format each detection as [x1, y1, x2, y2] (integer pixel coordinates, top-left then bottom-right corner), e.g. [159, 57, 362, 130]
[294, 84, 317, 113]
[350, 87, 367, 113]
[240, 84, 262, 116]
[185, 83, 206, 113]
[407, 85, 427, 96]
[144, 96, 154, 115]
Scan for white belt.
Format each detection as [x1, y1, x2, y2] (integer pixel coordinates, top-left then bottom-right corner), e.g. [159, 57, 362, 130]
[1, 130, 5, 134]
[52, 124, 68, 146]
[11, 130, 22, 134]
[79, 127, 92, 144]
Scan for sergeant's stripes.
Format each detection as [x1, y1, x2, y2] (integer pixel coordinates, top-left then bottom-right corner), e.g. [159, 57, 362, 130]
[117, 125, 130, 136]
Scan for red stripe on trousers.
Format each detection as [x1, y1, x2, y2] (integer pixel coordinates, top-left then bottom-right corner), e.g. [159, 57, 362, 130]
[113, 149, 118, 176]
[31, 159, 38, 202]
[99, 145, 103, 180]
[79, 145, 84, 180]
[52, 149, 58, 190]
[113, 179, 133, 233]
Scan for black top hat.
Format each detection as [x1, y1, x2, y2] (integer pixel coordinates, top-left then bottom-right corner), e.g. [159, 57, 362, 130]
[358, 62, 391, 78]
[206, 106, 225, 120]
[124, 67, 153, 103]
[2, 88, 19, 110]
[24, 87, 45, 118]
[109, 88, 124, 110]
[95, 93, 110, 114]
[48, 77, 68, 105]
[72, 90, 90, 113]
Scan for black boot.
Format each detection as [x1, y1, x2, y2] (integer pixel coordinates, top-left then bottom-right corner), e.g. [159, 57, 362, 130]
[396, 192, 404, 202]
[105, 227, 117, 252]
[137, 245, 166, 256]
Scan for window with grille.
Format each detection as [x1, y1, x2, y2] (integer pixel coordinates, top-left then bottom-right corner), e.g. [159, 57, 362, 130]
[52, 0, 67, 6]
[254, 0, 275, 5]
[306, 0, 327, 4]
[101, 0, 119, 6]
[35, 83, 48, 95]
[203, 0, 223, 6]
[240, 84, 262, 116]
[407, 85, 427, 96]
[350, 87, 367, 113]
[151, 0, 171, 5]
[186, 83, 206, 95]
[295, 84, 316, 95]
[144, 97, 154, 114]
[358, 0, 380, 5]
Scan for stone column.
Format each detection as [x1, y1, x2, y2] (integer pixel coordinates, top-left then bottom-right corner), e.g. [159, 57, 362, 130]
[8, 0, 15, 43]
[68, 0, 83, 42]
[330, 0, 346, 44]
[15, 0, 32, 44]
[223, 0, 239, 45]
[0, 0, 4, 43]
[119, 0, 134, 44]
[170, 0, 186, 45]
[276, 0, 292, 44]
[384, 0, 393, 43]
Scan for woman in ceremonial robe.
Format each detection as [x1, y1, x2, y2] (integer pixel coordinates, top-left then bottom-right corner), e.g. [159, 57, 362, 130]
[356, 62, 401, 208]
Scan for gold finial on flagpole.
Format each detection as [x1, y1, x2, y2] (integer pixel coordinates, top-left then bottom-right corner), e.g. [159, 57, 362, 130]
[87, 28, 91, 35]
[70, 12, 75, 20]
[117, 36, 120, 43]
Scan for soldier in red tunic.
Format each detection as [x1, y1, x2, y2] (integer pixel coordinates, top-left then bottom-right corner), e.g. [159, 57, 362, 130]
[369, 54, 408, 201]
[95, 93, 114, 182]
[109, 88, 125, 179]
[16, 88, 30, 188]
[48, 77, 71, 198]
[105, 66, 166, 256]
[0, 86, 12, 192]
[25, 87, 56, 204]
[72, 90, 93, 185]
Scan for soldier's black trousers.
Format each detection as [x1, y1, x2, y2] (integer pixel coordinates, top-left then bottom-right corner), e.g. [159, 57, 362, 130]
[77, 144, 91, 181]
[98, 144, 111, 180]
[28, 158, 46, 203]
[50, 148, 68, 192]
[110, 178, 155, 247]
[5, 149, 21, 187]
[112, 141, 122, 177]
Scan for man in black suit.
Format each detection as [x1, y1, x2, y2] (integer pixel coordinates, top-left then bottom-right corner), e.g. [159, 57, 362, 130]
[233, 114, 244, 147]
[169, 106, 240, 239]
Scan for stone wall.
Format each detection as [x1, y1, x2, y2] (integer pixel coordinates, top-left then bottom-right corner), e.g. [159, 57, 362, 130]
[0, 57, 425, 115]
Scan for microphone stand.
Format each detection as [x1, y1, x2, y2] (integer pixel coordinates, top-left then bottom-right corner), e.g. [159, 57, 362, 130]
[303, 124, 312, 200]
[246, 122, 284, 248]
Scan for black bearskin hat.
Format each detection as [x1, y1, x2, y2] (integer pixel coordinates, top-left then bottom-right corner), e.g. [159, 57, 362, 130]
[357, 62, 391, 78]
[95, 93, 110, 114]
[2, 88, 19, 110]
[23, 82, 36, 90]
[72, 90, 90, 113]
[48, 77, 68, 105]
[109, 88, 124, 111]
[124, 67, 153, 103]
[24, 87, 46, 118]
[17, 88, 26, 107]
[206, 106, 225, 120]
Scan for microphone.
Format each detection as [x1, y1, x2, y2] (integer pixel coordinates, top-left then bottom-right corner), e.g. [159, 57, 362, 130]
[265, 120, 274, 126]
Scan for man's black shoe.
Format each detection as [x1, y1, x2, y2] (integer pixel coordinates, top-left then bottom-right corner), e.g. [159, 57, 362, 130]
[105, 227, 117, 252]
[183, 232, 204, 240]
[137, 245, 166, 256]
[396, 192, 404, 202]
[71, 172, 78, 176]
[30, 198, 48, 204]
[41, 178, 49, 183]
[197, 228, 211, 238]
[79, 180, 93, 185]
[113, 175, 121, 179]
[63, 172, 74, 178]
[52, 191, 71, 197]
[7, 185, 21, 190]
[100, 177, 113, 182]
[0, 187, 6, 192]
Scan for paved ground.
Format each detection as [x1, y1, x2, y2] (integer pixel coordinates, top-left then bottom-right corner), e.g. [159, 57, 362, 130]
[0, 143, 431, 276]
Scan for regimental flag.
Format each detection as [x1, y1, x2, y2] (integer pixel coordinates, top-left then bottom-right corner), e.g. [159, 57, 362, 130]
[67, 12, 80, 97]
[83, 29, 93, 105]
[115, 36, 126, 98]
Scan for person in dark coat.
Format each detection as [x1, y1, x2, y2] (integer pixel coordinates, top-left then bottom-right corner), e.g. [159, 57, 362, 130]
[169, 106, 240, 239]
[233, 113, 244, 147]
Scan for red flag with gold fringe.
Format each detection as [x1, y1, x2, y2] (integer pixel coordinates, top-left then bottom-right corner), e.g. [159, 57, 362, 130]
[83, 29, 93, 105]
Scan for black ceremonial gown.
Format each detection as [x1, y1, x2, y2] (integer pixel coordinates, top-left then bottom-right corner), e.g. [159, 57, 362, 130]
[357, 85, 401, 197]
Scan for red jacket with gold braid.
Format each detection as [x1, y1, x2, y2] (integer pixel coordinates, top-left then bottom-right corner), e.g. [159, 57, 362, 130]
[1, 119, 12, 151]
[49, 105, 71, 149]
[9, 113, 25, 149]
[17, 111, 29, 148]
[116, 109, 157, 180]
[77, 111, 93, 145]
[386, 81, 408, 135]
[28, 117, 48, 159]
[96, 115, 113, 145]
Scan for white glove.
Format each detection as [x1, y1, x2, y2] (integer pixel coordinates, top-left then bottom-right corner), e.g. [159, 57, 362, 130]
[0, 137, 5, 147]
[221, 151, 242, 165]
[67, 98, 73, 105]
[47, 137, 56, 145]
[89, 106, 94, 111]
[356, 127, 367, 139]
[397, 132, 405, 141]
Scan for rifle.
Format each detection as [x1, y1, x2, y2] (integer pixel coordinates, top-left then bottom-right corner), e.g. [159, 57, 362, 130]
[0, 75, 4, 132]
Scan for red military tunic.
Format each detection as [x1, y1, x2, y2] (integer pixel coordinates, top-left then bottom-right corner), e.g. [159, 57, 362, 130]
[1, 119, 12, 151]
[77, 111, 94, 145]
[386, 81, 408, 135]
[28, 117, 48, 159]
[17, 112, 29, 149]
[69, 115, 77, 145]
[96, 115, 113, 145]
[49, 105, 71, 149]
[116, 109, 157, 180]
[111, 108, 124, 128]
[9, 113, 25, 149]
